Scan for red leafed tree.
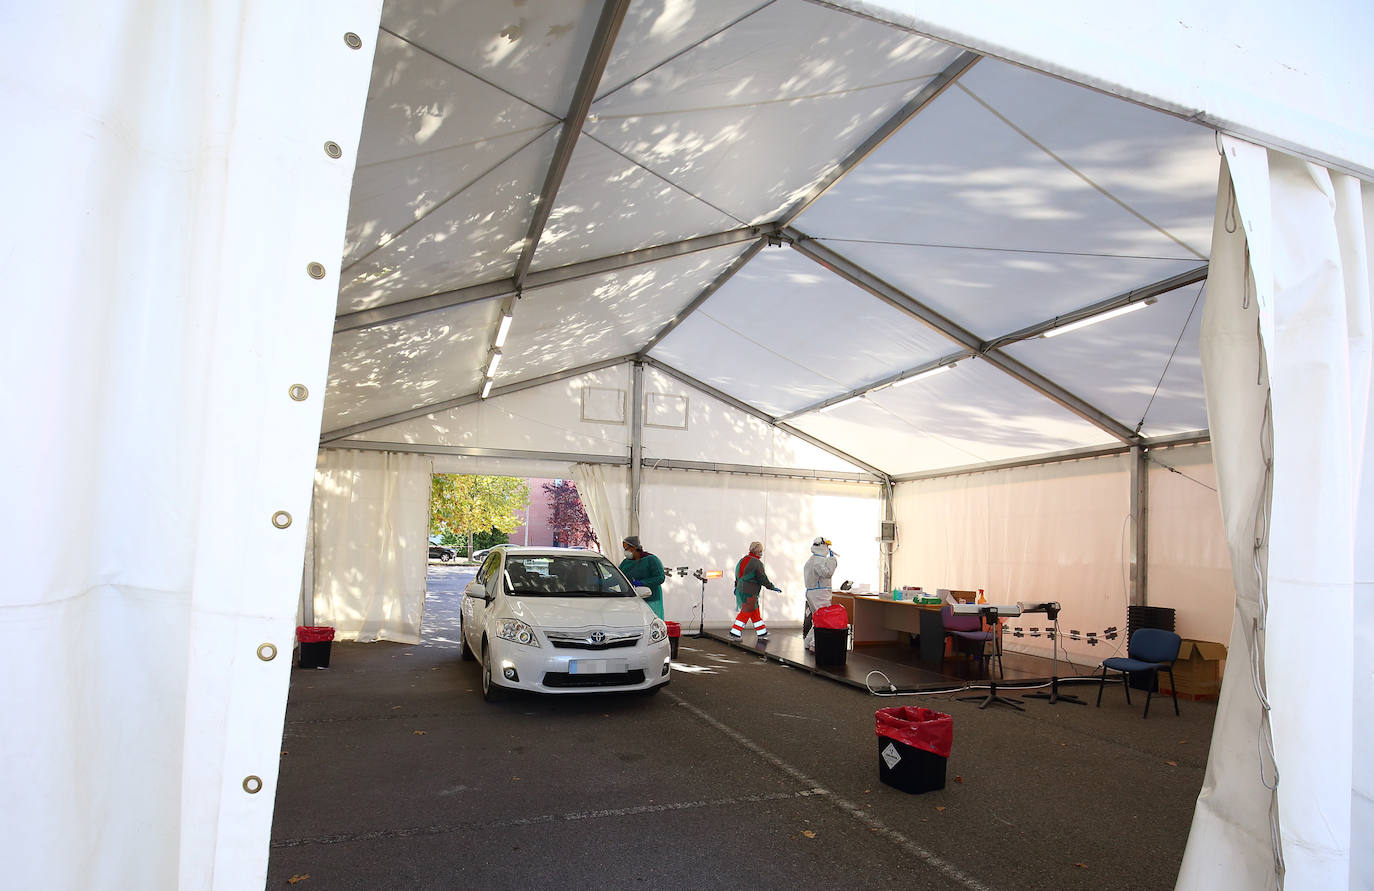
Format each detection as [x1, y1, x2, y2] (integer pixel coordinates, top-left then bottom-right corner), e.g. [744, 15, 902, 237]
[542, 480, 599, 551]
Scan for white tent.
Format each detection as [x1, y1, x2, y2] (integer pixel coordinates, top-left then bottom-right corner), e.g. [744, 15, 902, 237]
[4, 1, 1370, 889]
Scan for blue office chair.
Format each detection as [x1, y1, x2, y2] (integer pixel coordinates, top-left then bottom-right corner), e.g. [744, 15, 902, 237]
[1095, 628, 1181, 718]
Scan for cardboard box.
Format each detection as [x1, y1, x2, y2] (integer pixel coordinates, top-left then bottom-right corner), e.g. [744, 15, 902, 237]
[1161, 639, 1227, 699]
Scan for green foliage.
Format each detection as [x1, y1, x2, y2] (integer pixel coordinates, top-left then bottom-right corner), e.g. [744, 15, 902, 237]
[430, 475, 530, 541]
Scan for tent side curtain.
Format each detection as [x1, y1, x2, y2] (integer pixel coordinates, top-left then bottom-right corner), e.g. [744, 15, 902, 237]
[1179, 140, 1372, 890]
[310, 449, 432, 644]
[890, 443, 1233, 663]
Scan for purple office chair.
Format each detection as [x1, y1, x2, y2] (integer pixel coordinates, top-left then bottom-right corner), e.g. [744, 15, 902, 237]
[941, 604, 1003, 678]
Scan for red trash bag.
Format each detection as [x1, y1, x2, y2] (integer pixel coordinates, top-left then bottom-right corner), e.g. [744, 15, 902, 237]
[813, 604, 849, 630]
[874, 706, 953, 758]
[296, 626, 335, 643]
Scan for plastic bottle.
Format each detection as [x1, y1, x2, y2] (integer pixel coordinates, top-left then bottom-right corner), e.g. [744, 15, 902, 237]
[977, 588, 986, 604]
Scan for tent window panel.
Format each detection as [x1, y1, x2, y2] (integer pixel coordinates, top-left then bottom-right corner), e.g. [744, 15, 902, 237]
[581, 387, 626, 424]
[644, 392, 688, 430]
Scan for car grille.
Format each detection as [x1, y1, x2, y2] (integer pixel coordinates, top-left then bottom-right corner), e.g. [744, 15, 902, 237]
[542, 670, 646, 688]
[544, 630, 642, 650]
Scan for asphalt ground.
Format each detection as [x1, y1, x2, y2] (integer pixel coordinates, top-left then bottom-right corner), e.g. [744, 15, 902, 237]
[268, 567, 1216, 890]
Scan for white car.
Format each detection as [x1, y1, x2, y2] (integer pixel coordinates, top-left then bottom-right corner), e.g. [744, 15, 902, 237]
[460, 546, 671, 701]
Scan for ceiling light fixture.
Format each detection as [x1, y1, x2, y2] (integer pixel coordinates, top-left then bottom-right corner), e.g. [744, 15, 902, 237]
[494, 312, 514, 349]
[1043, 298, 1157, 339]
[891, 363, 956, 388]
[486, 350, 502, 377]
[480, 378, 493, 399]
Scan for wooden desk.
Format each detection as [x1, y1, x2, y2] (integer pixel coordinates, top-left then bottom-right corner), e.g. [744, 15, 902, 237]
[831, 594, 946, 662]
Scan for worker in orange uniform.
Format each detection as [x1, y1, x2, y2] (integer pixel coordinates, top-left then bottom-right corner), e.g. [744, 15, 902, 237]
[731, 541, 780, 642]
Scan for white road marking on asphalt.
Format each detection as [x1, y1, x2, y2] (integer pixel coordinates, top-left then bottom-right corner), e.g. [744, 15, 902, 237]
[667, 691, 997, 891]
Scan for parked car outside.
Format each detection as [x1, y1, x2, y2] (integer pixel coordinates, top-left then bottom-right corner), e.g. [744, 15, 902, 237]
[470, 547, 490, 563]
[429, 544, 457, 563]
[460, 546, 671, 701]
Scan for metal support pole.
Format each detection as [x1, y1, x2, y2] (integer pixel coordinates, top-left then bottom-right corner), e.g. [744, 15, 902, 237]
[881, 477, 895, 596]
[629, 360, 644, 536]
[1129, 445, 1149, 606]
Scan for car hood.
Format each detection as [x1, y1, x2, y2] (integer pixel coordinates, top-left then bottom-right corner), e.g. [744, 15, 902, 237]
[506, 596, 651, 630]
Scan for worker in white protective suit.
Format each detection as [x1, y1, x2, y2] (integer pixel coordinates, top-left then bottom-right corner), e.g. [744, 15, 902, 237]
[802, 536, 838, 651]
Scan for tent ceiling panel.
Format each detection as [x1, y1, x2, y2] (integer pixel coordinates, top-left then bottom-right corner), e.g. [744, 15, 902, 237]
[790, 359, 1117, 475]
[794, 58, 1216, 336]
[640, 366, 871, 474]
[500, 243, 751, 381]
[584, 0, 967, 226]
[324, 299, 501, 431]
[345, 364, 632, 457]
[380, 0, 602, 118]
[1002, 280, 1209, 437]
[528, 135, 744, 272]
[337, 126, 561, 313]
[649, 246, 958, 415]
[342, 31, 559, 273]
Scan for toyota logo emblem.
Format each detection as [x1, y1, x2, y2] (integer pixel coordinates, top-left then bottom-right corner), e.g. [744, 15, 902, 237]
[590, 631, 606, 645]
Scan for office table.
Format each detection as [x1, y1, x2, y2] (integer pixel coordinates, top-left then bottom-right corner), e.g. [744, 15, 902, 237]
[830, 594, 946, 662]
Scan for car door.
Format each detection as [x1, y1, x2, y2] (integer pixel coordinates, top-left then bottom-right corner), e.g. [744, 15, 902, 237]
[463, 551, 503, 656]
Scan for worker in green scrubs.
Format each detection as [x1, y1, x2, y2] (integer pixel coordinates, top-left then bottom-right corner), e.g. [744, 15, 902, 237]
[619, 535, 666, 619]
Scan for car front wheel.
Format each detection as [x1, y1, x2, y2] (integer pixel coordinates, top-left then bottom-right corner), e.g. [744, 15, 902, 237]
[481, 641, 505, 702]
[460, 628, 475, 661]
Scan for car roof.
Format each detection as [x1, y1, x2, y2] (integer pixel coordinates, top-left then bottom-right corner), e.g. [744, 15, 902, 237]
[496, 546, 607, 559]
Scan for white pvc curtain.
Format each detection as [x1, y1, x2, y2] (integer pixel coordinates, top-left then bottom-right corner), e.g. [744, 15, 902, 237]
[309, 450, 431, 643]
[1179, 140, 1372, 889]
[572, 462, 625, 558]
[0, 1, 382, 888]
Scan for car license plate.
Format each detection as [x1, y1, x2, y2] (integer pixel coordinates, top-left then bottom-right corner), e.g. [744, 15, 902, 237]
[568, 659, 627, 674]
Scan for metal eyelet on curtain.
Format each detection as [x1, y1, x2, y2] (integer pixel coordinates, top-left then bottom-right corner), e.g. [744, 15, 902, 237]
[306, 262, 326, 280]
[289, 384, 309, 402]
[324, 141, 342, 159]
[257, 643, 278, 662]
[344, 32, 363, 49]
[242, 776, 263, 794]
[272, 511, 293, 529]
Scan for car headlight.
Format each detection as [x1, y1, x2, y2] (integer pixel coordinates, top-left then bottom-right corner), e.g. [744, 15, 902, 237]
[497, 618, 540, 647]
[649, 618, 667, 642]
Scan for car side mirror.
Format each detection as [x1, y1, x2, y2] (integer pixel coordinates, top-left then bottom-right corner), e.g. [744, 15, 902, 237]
[635, 586, 653, 600]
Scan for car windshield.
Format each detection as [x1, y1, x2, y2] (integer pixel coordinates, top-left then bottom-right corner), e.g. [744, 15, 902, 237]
[503, 555, 633, 598]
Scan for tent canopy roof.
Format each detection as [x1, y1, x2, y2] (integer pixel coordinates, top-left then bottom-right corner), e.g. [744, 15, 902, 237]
[325, 0, 1248, 477]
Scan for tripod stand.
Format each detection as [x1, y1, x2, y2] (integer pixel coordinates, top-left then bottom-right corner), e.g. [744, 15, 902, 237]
[1022, 603, 1086, 706]
[690, 569, 714, 637]
[954, 605, 1024, 711]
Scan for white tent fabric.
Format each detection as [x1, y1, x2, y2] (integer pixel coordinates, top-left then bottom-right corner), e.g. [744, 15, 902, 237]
[1, 1, 381, 887]
[572, 462, 624, 557]
[309, 450, 431, 643]
[7, 0, 1374, 888]
[1180, 140, 1372, 889]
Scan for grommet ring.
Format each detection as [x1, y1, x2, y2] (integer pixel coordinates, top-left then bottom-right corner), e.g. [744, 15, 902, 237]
[243, 775, 263, 794]
[272, 511, 293, 529]
[306, 262, 326, 280]
[344, 32, 362, 49]
[257, 643, 278, 662]
[289, 384, 309, 402]
[324, 141, 342, 159]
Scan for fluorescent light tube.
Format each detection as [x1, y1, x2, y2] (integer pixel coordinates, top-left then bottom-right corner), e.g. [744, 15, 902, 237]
[891, 364, 955, 388]
[494, 313, 514, 349]
[480, 378, 493, 399]
[819, 396, 860, 413]
[486, 350, 502, 377]
[1043, 299, 1155, 338]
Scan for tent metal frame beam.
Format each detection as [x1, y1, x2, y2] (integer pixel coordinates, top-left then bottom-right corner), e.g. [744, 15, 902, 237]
[1129, 445, 1149, 606]
[640, 356, 890, 481]
[889, 429, 1210, 482]
[776, 51, 981, 227]
[982, 263, 1210, 350]
[318, 354, 634, 443]
[512, 0, 631, 290]
[776, 351, 972, 421]
[333, 226, 777, 334]
[786, 229, 1137, 442]
[641, 457, 880, 485]
[628, 360, 644, 536]
[323, 440, 630, 465]
[636, 237, 771, 358]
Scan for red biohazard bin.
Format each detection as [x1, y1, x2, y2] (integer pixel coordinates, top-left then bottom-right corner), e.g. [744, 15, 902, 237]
[296, 626, 335, 669]
[665, 621, 681, 659]
[875, 706, 953, 794]
[812, 604, 849, 667]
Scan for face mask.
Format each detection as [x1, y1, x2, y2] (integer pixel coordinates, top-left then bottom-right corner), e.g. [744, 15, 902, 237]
[623, 549, 633, 558]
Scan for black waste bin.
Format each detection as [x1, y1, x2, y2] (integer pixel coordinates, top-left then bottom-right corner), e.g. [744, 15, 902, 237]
[814, 626, 848, 666]
[296, 626, 335, 669]
[875, 707, 953, 794]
